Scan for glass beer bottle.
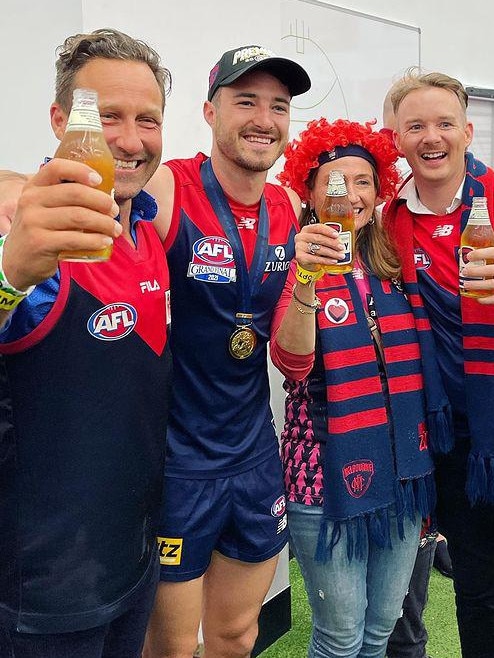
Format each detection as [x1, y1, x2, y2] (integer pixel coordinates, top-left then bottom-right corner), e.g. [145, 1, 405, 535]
[459, 196, 494, 298]
[318, 170, 355, 274]
[54, 88, 115, 262]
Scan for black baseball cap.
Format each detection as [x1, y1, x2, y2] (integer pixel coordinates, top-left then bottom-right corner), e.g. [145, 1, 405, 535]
[207, 45, 311, 101]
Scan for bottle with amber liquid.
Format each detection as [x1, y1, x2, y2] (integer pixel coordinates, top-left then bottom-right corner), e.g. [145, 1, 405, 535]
[459, 196, 494, 298]
[318, 170, 355, 274]
[54, 88, 115, 261]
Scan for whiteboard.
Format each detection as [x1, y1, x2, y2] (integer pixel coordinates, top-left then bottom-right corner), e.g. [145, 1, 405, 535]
[280, 1, 420, 132]
[261, 0, 421, 182]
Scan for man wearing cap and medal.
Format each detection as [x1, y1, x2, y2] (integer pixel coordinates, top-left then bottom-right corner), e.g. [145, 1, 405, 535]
[142, 45, 311, 658]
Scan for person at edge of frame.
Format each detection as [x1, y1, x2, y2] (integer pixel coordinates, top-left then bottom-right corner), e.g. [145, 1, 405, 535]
[384, 68, 494, 658]
[0, 28, 173, 658]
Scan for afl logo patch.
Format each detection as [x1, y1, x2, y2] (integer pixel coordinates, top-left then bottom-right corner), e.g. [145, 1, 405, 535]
[193, 236, 233, 265]
[324, 297, 349, 324]
[271, 495, 286, 517]
[188, 236, 236, 283]
[87, 303, 137, 341]
[414, 247, 431, 270]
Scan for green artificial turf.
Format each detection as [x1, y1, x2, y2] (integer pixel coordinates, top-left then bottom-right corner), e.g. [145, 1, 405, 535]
[423, 569, 461, 658]
[261, 558, 460, 657]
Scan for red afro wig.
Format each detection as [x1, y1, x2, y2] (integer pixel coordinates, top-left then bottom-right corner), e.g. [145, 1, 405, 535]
[277, 117, 401, 202]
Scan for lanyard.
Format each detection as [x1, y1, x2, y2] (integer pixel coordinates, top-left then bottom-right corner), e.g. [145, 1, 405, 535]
[200, 158, 269, 326]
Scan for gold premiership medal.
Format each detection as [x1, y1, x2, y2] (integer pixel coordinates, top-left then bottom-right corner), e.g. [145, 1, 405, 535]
[229, 326, 257, 359]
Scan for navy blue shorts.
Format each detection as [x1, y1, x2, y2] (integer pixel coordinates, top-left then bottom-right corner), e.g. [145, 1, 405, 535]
[157, 456, 288, 581]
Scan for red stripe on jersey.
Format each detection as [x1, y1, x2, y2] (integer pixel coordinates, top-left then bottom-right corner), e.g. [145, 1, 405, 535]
[385, 343, 421, 363]
[388, 373, 423, 394]
[416, 317, 432, 331]
[323, 345, 375, 369]
[379, 313, 415, 332]
[464, 336, 494, 351]
[465, 361, 494, 375]
[329, 407, 388, 434]
[409, 293, 426, 308]
[327, 375, 382, 402]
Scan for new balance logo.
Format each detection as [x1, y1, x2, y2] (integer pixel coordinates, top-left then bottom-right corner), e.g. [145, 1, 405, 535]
[237, 216, 257, 230]
[432, 225, 454, 238]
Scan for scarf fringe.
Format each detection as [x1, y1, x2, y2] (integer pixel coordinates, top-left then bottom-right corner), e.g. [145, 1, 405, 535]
[427, 405, 454, 454]
[466, 453, 494, 504]
[315, 473, 436, 563]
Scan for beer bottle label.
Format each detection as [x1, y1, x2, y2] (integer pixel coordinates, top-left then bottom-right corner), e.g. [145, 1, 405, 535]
[459, 245, 486, 291]
[339, 230, 352, 265]
[66, 107, 103, 132]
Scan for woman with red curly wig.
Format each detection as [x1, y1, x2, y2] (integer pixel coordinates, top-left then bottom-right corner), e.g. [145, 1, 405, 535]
[270, 118, 451, 658]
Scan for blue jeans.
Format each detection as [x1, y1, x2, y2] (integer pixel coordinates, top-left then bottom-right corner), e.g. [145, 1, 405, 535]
[288, 502, 420, 658]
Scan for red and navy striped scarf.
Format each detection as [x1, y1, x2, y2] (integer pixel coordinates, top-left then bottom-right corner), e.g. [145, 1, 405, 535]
[314, 269, 446, 561]
[385, 152, 494, 505]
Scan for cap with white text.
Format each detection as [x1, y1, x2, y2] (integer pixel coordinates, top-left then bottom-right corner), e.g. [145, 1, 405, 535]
[207, 45, 311, 101]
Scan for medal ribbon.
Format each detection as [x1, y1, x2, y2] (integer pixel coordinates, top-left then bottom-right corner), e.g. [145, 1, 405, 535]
[200, 158, 269, 329]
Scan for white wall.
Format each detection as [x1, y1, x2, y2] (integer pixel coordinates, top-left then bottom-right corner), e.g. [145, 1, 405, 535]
[333, 0, 494, 90]
[3, 0, 494, 171]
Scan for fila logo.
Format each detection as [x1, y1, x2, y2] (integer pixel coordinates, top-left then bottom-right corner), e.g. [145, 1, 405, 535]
[140, 279, 161, 293]
[432, 224, 454, 238]
[157, 537, 183, 565]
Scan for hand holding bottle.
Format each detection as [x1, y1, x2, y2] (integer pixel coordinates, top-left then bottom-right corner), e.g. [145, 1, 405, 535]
[461, 246, 494, 303]
[459, 196, 494, 302]
[317, 170, 355, 274]
[2, 158, 120, 293]
[54, 88, 115, 261]
[294, 223, 345, 272]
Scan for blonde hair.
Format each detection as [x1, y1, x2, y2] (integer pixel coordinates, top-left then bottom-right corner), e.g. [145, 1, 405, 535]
[391, 67, 468, 116]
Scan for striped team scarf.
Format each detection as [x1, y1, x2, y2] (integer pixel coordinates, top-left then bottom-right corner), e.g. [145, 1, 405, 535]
[385, 152, 494, 505]
[315, 268, 448, 561]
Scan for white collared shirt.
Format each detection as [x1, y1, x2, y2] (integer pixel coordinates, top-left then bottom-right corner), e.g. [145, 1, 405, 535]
[399, 177, 465, 215]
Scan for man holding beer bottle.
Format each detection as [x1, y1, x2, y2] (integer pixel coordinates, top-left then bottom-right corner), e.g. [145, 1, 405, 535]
[0, 29, 172, 657]
[384, 69, 494, 658]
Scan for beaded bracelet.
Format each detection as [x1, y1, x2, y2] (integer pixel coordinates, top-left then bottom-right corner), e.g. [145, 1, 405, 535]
[292, 283, 321, 311]
[295, 263, 324, 285]
[0, 234, 35, 300]
[293, 302, 317, 315]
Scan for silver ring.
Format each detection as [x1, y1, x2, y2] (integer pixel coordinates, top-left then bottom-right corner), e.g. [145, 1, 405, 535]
[308, 242, 321, 255]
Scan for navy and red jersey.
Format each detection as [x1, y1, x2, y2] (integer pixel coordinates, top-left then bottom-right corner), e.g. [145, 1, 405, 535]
[410, 204, 467, 427]
[0, 198, 172, 634]
[164, 153, 298, 479]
